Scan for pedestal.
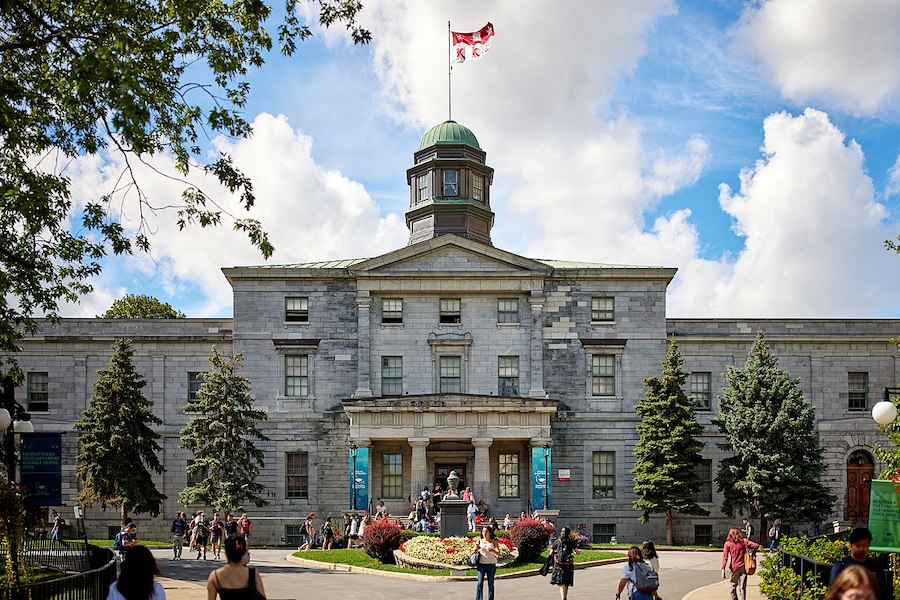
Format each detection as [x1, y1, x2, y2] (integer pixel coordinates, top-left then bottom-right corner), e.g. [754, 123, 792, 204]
[439, 499, 469, 539]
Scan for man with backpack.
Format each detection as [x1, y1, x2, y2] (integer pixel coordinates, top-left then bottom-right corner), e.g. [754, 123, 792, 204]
[113, 522, 137, 559]
[321, 516, 334, 550]
[49, 509, 69, 550]
[616, 546, 660, 600]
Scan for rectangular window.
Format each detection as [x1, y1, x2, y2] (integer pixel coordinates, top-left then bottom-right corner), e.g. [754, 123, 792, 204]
[381, 356, 403, 396]
[694, 524, 713, 546]
[439, 356, 462, 393]
[285, 355, 309, 397]
[26, 372, 49, 412]
[591, 297, 614, 321]
[498, 356, 519, 396]
[472, 174, 484, 202]
[285, 525, 305, 546]
[499, 453, 519, 498]
[689, 372, 712, 410]
[382, 298, 403, 324]
[285, 296, 309, 322]
[381, 453, 403, 499]
[443, 170, 459, 197]
[693, 459, 713, 503]
[591, 355, 615, 396]
[188, 372, 204, 402]
[416, 174, 430, 204]
[592, 524, 616, 544]
[592, 451, 616, 498]
[186, 460, 207, 487]
[439, 298, 461, 324]
[286, 452, 309, 499]
[848, 372, 868, 411]
[497, 298, 519, 324]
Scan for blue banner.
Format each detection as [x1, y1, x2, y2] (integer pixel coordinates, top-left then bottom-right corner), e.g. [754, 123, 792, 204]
[19, 432, 62, 506]
[349, 447, 369, 511]
[531, 446, 551, 510]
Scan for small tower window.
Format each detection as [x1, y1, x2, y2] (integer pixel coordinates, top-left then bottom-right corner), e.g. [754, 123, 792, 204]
[472, 174, 484, 202]
[416, 174, 431, 204]
[443, 170, 459, 197]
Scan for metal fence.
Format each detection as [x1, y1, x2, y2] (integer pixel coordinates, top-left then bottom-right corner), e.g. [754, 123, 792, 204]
[1, 540, 115, 600]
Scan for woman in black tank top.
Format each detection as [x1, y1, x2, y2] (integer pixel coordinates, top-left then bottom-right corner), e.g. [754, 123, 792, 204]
[207, 534, 266, 600]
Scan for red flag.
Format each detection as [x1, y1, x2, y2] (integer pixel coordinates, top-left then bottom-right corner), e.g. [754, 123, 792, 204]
[451, 22, 495, 64]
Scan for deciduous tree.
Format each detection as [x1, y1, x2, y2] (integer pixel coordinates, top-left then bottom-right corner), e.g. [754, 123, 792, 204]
[74, 339, 166, 524]
[100, 294, 186, 319]
[633, 340, 709, 545]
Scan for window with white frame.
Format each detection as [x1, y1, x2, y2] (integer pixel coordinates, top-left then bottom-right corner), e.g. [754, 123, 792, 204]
[439, 298, 461, 324]
[443, 170, 459, 197]
[591, 297, 614, 321]
[591, 355, 615, 396]
[381, 356, 403, 396]
[498, 356, 519, 396]
[472, 174, 484, 202]
[689, 372, 712, 410]
[416, 174, 431, 204]
[693, 459, 713, 503]
[592, 451, 615, 498]
[285, 297, 309, 322]
[439, 356, 462, 393]
[286, 452, 309, 499]
[497, 298, 519, 324]
[382, 298, 403, 324]
[498, 453, 519, 498]
[26, 372, 48, 412]
[381, 453, 403, 499]
[848, 372, 868, 411]
[285, 355, 309, 396]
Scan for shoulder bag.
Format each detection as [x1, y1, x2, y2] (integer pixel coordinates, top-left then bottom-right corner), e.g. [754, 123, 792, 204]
[743, 543, 757, 575]
[248, 568, 266, 600]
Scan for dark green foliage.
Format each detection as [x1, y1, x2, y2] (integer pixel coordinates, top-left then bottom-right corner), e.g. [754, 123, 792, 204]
[74, 339, 166, 524]
[99, 294, 186, 319]
[874, 354, 900, 480]
[179, 347, 269, 514]
[758, 553, 827, 600]
[0, 1, 370, 379]
[399, 530, 440, 543]
[714, 331, 835, 527]
[633, 340, 709, 544]
[509, 518, 554, 562]
[362, 520, 402, 563]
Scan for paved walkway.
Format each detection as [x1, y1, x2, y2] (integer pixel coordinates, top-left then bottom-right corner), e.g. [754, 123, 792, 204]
[153, 548, 761, 600]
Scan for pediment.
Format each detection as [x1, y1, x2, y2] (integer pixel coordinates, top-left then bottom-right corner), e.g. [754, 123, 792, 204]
[350, 235, 551, 276]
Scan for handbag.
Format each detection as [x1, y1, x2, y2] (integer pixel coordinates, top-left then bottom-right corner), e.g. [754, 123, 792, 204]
[469, 550, 481, 566]
[538, 553, 553, 576]
[743, 548, 757, 575]
[248, 568, 266, 600]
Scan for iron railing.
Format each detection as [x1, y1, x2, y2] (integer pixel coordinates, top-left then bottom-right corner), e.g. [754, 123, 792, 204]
[1, 541, 115, 600]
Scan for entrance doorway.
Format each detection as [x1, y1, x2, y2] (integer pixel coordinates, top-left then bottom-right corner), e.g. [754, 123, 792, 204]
[846, 450, 874, 523]
[434, 464, 467, 495]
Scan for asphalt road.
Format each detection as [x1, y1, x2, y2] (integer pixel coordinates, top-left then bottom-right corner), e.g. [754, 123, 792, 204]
[151, 548, 724, 600]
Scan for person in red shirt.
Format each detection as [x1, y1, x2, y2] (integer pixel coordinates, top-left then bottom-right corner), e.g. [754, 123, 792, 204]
[722, 527, 760, 600]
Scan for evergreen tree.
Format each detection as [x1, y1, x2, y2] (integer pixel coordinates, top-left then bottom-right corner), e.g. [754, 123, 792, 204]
[74, 339, 165, 524]
[179, 347, 269, 514]
[715, 331, 835, 536]
[633, 340, 709, 545]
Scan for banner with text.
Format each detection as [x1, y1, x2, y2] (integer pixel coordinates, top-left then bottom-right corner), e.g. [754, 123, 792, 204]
[349, 447, 369, 511]
[20, 432, 62, 506]
[531, 446, 551, 510]
[869, 479, 900, 552]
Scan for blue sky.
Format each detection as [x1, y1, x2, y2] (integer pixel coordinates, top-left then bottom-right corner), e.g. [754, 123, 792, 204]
[65, 0, 900, 319]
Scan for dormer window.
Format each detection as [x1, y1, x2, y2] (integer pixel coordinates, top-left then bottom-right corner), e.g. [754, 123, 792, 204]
[443, 170, 459, 197]
[416, 174, 431, 204]
[472, 174, 484, 202]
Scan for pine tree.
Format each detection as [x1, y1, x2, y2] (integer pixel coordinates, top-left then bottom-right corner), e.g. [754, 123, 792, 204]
[74, 339, 166, 524]
[715, 331, 835, 537]
[633, 340, 709, 545]
[179, 347, 269, 514]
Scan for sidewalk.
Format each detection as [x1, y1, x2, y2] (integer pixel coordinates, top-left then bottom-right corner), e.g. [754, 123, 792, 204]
[683, 573, 764, 600]
[159, 577, 206, 600]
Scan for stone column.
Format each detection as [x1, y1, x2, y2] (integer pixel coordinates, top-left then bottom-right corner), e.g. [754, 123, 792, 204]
[354, 294, 373, 397]
[472, 438, 493, 507]
[528, 293, 547, 397]
[409, 437, 430, 504]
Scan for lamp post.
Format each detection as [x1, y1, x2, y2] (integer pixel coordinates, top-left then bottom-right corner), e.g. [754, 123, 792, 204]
[350, 442, 358, 510]
[873, 388, 900, 426]
[542, 443, 551, 510]
[1, 376, 33, 482]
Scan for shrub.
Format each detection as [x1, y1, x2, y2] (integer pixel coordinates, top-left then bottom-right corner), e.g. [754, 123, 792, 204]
[362, 519, 403, 563]
[400, 529, 439, 543]
[510, 518, 554, 562]
[758, 554, 826, 600]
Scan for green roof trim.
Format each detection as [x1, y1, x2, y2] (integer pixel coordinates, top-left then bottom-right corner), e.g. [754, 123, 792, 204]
[418, 120, 481, 151]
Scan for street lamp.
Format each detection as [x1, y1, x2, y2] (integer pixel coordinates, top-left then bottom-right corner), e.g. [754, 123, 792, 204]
[2, 377, 32, 482]
[542, 443, 551, 510]
[350, 442, 358, 510]
[873, 388, 900, 426]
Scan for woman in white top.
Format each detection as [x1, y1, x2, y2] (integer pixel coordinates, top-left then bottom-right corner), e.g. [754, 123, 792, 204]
[107, 545, 165, 600]
[474, 526, 500, 600]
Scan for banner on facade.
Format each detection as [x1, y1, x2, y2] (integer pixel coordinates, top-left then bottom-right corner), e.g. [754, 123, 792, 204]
[868, 479, 900, 552]
[531, 446, 551, 510]
[19, 432, 62, 506]
[349, 447, 369, 511]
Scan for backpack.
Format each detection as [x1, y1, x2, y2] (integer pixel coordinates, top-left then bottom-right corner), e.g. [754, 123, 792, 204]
[420, 490, 431, 502]
[768, 526, 777, 538]
[113, 532, 123, 551]
[633, 561, 659, 593]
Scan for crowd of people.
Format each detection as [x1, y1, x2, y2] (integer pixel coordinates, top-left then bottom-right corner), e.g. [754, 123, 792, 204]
[169, 511, 253, 560]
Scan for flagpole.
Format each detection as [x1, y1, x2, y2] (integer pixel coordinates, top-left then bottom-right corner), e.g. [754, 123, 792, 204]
[448, 21, 452, 121]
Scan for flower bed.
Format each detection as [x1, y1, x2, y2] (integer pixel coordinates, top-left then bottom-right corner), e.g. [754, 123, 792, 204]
[395, 535, 516, 570]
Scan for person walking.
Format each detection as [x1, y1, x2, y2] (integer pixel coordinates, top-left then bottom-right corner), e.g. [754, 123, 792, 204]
[321, 517, 334, 550]
[50, 509, 69, 550]
[829, 528, 889, 600]
[641, 541, 662, 600]
[550, 527, 579, 600]
[722, 527, 760, 600]
[825, 564, 879, 600]
[474, 526, 500, 600]
[467, 501, 478, 532]
[207, 534, 267, 600]
[299, 513, 315, 551]
[237, 513, 253, 546]
[616, 546, 659, 600]
[223, 514, 238, 538]
[171, 512, 187, 560]
[107, 545, 165, 600]
[195, 513, 210, 560]
[741, 518, 755, 542]
[209, 513, 225, 560]
[768, 519, 782, 552]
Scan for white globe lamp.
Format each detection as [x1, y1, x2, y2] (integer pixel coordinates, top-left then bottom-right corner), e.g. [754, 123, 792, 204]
[873, 400, 898, 426]
[0, 408, 10, 431]
[13, 419, 34, 433]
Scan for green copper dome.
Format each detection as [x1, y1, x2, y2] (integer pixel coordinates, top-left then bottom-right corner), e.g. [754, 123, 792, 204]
[418, 120, 481, 151]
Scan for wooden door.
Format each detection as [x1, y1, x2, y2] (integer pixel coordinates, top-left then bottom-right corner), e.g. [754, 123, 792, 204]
[846, 463, 874, 522]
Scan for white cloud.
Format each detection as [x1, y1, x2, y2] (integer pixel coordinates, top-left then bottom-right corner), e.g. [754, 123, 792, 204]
[887, 155, 900, 199]
[733, 0, 900, 115]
